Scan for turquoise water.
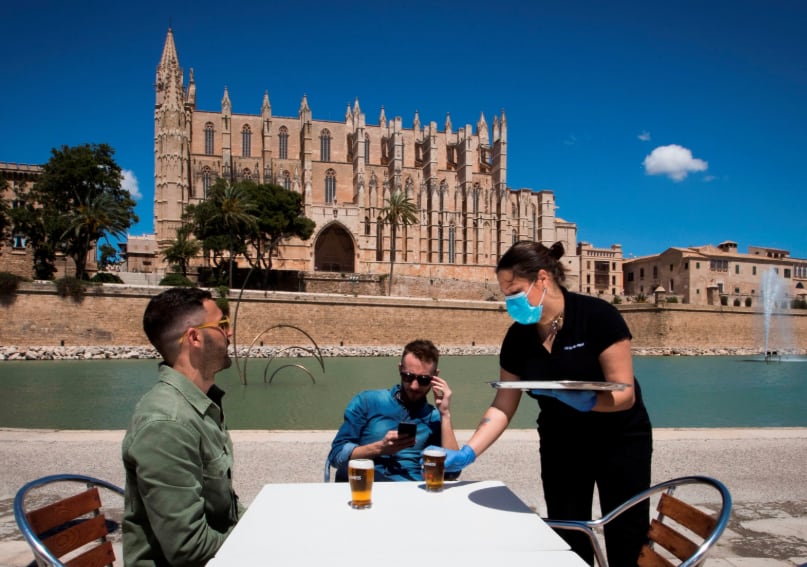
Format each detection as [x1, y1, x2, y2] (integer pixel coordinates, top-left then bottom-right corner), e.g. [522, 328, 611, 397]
[1, 355, 805, 429]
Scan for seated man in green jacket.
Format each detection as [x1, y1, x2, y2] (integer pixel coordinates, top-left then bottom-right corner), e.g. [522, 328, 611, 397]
[122, 287, 244, 566]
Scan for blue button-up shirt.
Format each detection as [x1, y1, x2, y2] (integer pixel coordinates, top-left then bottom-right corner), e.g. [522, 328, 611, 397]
[328, 385, 442, 481]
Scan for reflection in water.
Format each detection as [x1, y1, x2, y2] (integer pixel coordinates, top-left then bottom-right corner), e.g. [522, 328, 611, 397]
[1, 356, 806, 430]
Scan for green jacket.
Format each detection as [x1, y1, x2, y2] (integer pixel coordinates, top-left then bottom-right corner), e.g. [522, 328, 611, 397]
[122, 364, 244, 566]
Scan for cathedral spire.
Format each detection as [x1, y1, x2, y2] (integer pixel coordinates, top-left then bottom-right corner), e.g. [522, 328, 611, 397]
[413, 109, 421, 132]
[379, 105, 387, 128]
[445, 112, 453, 136]
[186, 68, 196, 107]
[477, 112, 488, 146]
[159, 28, 180, 71]
[262, 90, 271, 115]
[221, 87, 231, 115]
[155, 28, 184, 108]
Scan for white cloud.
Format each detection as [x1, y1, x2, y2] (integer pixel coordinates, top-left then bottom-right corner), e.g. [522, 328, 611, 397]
[122, 169, 142, 199]
[563, 134, 577, 146]
[638, 130, 651, 142]
[643, 144, 708, 182]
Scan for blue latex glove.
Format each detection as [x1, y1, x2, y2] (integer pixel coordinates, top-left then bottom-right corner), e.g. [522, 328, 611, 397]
[425, 444, 476, 473]
[530, 389, 597, 412]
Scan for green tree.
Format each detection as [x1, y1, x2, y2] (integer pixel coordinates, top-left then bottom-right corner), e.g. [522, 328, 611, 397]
[185, 180, 257, 287]
[241, 181, 315, 288]
[97, 242, 119, 271]
[162, 225, 201, 278]
[17, 144, 137, 280]
[380, 189, 418, 295]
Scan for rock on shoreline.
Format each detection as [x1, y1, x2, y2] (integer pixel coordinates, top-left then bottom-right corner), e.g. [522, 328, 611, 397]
[1, 345, 802, 361]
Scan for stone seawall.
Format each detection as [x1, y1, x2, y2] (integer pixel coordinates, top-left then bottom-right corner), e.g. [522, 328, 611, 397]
[1, 283, 804, 357]
[1, 344, 800, 362]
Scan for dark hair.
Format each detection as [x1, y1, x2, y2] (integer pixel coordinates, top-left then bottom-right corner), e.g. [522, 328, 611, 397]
[401, 339, 440, 368]
[496, 240, 567, 283]
[143, 287, 212, 359]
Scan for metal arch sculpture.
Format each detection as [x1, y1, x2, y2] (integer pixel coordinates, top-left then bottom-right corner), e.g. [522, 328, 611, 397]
[230, 269, 324, 385]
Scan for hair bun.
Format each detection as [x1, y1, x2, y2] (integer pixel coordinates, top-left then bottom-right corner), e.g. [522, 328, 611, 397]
[549, 241, 565, 260]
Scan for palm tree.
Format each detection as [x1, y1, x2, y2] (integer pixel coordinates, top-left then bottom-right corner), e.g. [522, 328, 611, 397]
[62, 191, 132, 280]
[380, 190, 418, 295]
[162, 225, 201, 277]
[206, 183, 258, 287]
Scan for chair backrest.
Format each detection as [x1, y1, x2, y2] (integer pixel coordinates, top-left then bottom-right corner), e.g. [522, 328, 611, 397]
[544, 475, 732, 567]
[638, 476, 732, 567]
[14, 474, 125, 567]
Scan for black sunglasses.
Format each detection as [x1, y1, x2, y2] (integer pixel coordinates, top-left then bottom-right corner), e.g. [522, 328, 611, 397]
[399, 371, 433, 386]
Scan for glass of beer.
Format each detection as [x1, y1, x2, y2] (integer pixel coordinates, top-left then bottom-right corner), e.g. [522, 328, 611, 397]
[348, 459, 374, 509]
[422, 448, 446, 492]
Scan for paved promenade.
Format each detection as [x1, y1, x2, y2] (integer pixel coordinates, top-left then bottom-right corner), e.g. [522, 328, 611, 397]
[1, 427, 806, 566]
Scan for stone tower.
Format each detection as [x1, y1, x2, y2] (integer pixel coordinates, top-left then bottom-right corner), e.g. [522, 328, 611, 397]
[154, 28, 191, 248]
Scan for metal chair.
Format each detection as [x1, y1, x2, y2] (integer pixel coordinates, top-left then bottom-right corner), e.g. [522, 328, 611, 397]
[14, 473, 125, 567]
[544, 475, 732, 567]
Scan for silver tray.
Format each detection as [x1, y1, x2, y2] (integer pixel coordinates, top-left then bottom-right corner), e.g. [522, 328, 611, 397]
[488, 380, 629, 391]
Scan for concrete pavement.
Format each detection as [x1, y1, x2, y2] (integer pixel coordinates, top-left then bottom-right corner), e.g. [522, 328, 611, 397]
[1, 427, 806, 566]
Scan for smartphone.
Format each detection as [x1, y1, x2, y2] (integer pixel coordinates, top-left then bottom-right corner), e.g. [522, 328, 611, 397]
[397, 422, 417, 438]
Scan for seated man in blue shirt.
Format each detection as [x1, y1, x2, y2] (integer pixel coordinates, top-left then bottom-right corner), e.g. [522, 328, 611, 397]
[328, 339, 459, 481]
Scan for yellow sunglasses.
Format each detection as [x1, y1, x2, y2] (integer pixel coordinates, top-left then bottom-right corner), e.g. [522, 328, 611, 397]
[178, 317, 231, 345]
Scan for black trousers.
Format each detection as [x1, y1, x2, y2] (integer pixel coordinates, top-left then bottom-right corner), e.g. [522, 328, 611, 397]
[540, 428, 653, 566]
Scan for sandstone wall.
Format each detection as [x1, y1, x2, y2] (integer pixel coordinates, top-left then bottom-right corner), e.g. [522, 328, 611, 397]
[1, 284, 805, 353]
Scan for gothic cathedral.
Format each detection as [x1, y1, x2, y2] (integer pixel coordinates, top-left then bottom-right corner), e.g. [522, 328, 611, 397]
[153, 29, 580, 296]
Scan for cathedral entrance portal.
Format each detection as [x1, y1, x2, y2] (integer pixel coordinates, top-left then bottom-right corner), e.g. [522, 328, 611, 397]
[314, 223, 355, 272]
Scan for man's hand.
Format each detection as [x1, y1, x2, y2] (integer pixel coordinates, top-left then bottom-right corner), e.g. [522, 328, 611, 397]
[530, 389, 597, 412]
[430, 376, 452, 415]
[376, 430, 416, 456]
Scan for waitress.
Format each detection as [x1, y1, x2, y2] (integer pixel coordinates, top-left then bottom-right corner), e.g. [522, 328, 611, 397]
[440, 240, 652, 566]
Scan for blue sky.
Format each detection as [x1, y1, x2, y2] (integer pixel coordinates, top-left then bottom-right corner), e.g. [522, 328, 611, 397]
[2, 0, 806, 259]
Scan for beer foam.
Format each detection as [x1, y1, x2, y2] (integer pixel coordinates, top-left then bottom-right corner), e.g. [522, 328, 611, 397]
[348, 459, 374, 469]
[423, 448, 446, 457]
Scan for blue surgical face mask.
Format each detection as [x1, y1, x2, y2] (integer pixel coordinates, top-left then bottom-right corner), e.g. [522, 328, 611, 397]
[505, 281, 547, 325]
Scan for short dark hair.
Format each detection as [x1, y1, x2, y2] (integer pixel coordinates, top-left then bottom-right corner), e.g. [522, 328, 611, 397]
[401, 339, 440, 368]
[496, 240, 567, 283]
[143, 287, 212, 359]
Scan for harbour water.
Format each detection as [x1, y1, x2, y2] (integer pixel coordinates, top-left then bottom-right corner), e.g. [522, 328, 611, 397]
[1, 355, 805, 430]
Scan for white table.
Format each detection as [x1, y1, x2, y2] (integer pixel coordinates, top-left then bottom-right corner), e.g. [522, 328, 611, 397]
[208, 480, 587, 566]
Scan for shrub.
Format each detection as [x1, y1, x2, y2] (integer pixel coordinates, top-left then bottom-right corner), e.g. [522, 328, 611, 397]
[159, 273, 195, 287]
[612, 295, 622, 305]
[90, 272, 124, 284]
[666, 296, 679, 303]
[0, 271, 23, 296]
[55, 276, 86, 302]
[636, 293, 646, 303]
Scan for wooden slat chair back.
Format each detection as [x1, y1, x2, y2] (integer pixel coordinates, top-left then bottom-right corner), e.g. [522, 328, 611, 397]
[544, 475, 732, 567]
[638, 491, 720, 566]
[14, 474, 124, 567]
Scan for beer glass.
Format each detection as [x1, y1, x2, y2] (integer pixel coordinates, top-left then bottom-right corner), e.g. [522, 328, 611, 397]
[348, 459, 374, 509]
[422, 447, 446, 492]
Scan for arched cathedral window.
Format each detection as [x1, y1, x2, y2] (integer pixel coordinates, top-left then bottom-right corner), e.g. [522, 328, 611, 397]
[282, 170, 291, 190]
[278, 126, 289, 159]
[242, 125, 252, 157]
[202, 166, 212, 198]
[365, 134, 370, 162]
[204, 123, 214, 155]
[325, 169, 336, 203]
[320, 129, 332, 162]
